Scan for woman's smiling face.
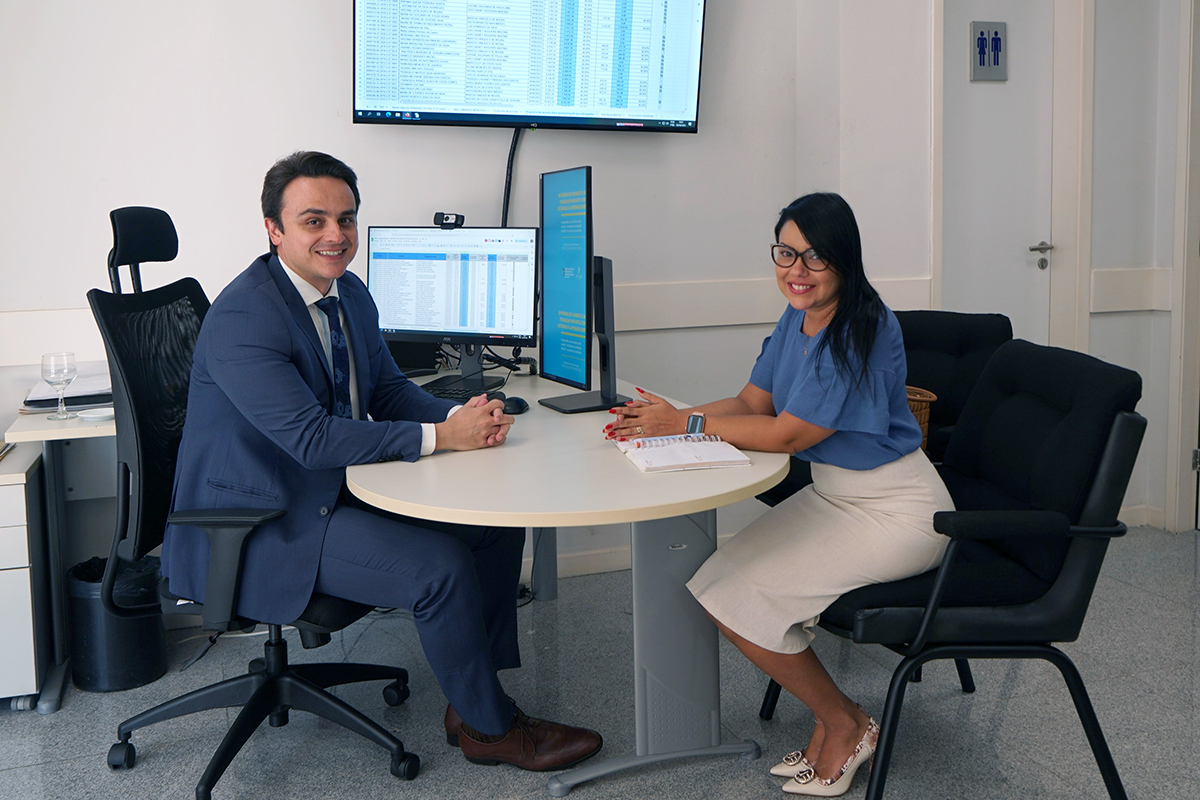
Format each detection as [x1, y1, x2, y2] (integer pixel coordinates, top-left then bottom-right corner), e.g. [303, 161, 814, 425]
[774, 220, 842, 319]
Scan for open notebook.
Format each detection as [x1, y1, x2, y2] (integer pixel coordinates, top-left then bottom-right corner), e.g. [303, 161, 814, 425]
[614, 434, 751, 473]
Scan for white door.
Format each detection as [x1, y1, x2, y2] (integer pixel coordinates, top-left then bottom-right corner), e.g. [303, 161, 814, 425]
[942, 2, 1054, 343]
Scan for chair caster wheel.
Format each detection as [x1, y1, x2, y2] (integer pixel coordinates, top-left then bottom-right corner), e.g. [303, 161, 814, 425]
[391, 752, 420, 780]
[383, 679, 410, 706]
[108, 741, 136, 770]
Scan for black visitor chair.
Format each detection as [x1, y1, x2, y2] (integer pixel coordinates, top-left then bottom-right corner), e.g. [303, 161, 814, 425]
[757, 339, 1144, 799]
[894, 309, 1013, 461]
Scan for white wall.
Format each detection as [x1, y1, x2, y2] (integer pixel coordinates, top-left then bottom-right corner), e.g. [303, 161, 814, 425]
[839, 1, 934, 292]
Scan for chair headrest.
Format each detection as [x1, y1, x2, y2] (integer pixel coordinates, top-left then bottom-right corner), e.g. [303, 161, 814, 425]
[108, 207, 179, 270]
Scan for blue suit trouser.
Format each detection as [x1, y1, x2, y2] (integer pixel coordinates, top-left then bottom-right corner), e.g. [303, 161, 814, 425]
[313, 493, 525, 736]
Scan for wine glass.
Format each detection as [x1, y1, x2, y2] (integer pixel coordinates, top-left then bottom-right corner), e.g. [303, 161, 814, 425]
[41, 352, 78, 421]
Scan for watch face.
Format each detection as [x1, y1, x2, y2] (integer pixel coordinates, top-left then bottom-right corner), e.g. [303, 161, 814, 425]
[687, 414, 704, 434]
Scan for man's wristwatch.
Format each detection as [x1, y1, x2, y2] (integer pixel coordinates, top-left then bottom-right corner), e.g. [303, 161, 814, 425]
[686, 412, 706, 435]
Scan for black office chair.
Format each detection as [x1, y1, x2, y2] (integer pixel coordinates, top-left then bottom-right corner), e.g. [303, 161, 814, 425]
[895, 309, 1012, 461]
[755, 310, 1013, 508]
[757, 339, 1144, 799]
[88, 206, 419, 800]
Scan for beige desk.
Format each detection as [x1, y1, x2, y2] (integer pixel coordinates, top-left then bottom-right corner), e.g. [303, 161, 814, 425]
[4, 412, 116, 445]
[348, 375, 790, 796]
[3, 362, 116, 714]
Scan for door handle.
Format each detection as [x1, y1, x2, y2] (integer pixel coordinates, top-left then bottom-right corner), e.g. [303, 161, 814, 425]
[1029, 241, 1054, 253]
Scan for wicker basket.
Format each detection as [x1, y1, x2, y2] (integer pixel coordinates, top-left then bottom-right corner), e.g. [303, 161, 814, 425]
[906, 386, 937, 451]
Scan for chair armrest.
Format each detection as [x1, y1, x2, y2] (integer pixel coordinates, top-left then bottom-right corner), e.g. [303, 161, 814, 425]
[168, 507, 286, 631]
[1068, 522, 1127, 538]
[933, 509, 1069, 539]
[905, 511, 1123, 653]
[933, 510, 1126, 540]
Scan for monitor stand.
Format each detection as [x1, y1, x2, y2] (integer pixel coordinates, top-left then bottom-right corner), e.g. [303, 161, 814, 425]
[541, 255, 631, 414]
[539, 386, 628, 414]
[422, 345, 505, 394]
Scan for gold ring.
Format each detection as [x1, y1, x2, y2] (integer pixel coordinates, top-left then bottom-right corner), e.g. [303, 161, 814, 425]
[637, 426, 644, 434]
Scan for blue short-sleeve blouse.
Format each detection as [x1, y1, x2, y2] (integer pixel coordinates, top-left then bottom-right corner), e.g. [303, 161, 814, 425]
[748, 305, 921, 470]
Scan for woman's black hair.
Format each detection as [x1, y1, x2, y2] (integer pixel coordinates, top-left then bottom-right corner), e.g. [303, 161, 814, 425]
[775, 192, 884, 387]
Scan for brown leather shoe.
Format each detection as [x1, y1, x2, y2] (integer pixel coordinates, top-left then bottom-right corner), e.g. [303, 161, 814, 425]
[445, 703, 464, 747]
[458, 707, 603, 771]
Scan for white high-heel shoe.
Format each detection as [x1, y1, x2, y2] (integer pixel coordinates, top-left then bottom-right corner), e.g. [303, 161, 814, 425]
[782, 716, 879, 797]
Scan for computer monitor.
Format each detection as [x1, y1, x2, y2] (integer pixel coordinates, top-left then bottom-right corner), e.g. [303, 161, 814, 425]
[366, 226, 538, 393]
[538, 166, 629, 413]
[353, 0, 708, 133]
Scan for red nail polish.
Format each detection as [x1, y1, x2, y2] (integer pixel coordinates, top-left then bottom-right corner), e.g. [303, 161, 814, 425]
[617, 437, 627, 442]
[609, 408, 618, 414]
[624, 401, 634, 406]
[636, 387, 644, 393]
[605, 424, 613, 430]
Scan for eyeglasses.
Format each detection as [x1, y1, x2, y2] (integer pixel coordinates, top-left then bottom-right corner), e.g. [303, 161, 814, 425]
[771, 244, 829, 271]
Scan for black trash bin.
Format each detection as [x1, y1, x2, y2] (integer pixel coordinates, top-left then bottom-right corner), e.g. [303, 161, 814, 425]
[66, 555, 167, 692]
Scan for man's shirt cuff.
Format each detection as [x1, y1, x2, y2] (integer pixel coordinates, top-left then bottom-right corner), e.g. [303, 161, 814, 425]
[419, 405, 462, 456]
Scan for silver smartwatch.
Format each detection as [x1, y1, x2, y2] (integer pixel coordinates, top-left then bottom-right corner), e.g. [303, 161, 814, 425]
[686, 412, 706, 435]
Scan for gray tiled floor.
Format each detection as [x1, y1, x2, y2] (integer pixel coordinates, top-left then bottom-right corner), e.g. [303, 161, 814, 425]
[0, 525, 1195, 799]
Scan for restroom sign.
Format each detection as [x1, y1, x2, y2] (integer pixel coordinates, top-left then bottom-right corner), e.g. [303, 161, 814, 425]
[971, 22, 1007, 82]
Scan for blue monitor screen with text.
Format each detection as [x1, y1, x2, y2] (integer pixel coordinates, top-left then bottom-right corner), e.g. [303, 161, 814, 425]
[541, 167, 590, 387]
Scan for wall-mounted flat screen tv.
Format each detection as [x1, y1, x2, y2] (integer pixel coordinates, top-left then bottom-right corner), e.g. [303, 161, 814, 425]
[354, 0, 706, 133]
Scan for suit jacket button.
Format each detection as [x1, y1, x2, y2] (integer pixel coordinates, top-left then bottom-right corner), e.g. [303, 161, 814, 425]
[319, 506, 330, 517]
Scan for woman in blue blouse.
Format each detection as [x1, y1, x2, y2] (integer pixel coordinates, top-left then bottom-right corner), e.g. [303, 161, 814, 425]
[606, 193, 953, 796]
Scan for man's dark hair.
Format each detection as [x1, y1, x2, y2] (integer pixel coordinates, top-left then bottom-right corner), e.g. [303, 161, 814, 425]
[261, 151, 361, 255]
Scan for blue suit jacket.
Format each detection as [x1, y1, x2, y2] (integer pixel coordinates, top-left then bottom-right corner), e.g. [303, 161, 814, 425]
[162, 254, 456, 624]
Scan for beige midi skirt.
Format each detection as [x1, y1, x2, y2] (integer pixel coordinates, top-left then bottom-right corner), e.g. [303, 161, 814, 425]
[686, 448, 954, 654]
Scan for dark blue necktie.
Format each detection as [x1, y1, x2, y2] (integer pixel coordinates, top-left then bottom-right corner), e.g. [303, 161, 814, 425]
[314, 296, 352, 419]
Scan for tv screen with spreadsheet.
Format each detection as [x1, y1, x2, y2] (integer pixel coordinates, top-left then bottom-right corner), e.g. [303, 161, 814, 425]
[366, 226, 538, 348]
[353, 0, 707, 132]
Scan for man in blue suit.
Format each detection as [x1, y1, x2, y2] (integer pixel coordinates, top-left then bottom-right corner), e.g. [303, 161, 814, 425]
[163, 151, 601, 771]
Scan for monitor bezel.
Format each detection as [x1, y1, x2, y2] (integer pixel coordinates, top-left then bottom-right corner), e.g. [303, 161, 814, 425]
[365, 225, 539, 349]
[538, 166, 594, 392]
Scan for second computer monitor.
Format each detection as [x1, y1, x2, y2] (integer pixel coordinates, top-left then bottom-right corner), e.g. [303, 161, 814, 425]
[540, 166, 593, 390]
[539, 165, 629, 413]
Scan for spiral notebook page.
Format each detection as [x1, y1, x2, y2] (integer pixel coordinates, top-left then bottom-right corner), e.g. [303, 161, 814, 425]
[614, 434, 751, 473]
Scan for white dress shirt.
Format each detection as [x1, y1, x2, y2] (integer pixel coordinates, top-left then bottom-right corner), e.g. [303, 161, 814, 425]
[278, 258, 450, 456]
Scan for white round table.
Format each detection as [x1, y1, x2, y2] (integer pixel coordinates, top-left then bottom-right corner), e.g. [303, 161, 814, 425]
[347, 374, 789, 795]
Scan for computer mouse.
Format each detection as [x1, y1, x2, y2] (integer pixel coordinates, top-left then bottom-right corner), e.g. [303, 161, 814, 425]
[503, 396, 530, 415]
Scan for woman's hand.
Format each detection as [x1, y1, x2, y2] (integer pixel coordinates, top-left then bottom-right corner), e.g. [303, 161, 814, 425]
[604, 388, 687, 440]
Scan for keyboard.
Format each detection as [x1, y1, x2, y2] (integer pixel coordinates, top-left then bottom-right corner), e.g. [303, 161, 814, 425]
[425, 385, 506, 403]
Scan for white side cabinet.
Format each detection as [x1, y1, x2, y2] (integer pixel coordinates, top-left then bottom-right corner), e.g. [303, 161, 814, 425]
[0, 444, 52, 704]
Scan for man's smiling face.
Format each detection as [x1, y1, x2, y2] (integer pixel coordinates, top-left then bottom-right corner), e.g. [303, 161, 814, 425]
[265, 175, 359, 295]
